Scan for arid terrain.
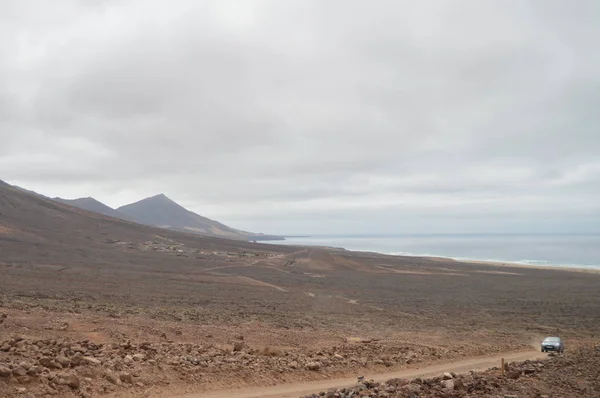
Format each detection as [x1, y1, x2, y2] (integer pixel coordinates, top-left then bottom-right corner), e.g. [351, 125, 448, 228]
[1, 181, 600, 397]
[300, 344, 600, 397]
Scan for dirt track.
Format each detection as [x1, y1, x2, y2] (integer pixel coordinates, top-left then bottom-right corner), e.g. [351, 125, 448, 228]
[2, 183, 600, 397]
[181, 350, 545, 398]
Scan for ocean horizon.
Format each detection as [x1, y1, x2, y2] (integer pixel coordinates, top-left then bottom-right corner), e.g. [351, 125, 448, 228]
[265, 233, 600, 270]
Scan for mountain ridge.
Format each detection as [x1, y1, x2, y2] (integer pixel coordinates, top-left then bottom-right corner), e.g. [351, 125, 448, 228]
[117, 193, 280, 241]
[54, 197, 128, 220]
[1, 179, 282, 241]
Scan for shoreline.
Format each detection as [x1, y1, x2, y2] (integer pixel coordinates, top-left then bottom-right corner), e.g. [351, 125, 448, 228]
[261, 239, 600, 274]
[450, 257, 600, 274]
[380, 251, 600, 274]
[384, 252, 600, 274]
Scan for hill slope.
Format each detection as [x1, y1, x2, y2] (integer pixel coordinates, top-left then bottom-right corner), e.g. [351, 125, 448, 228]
[54, 197, 127, 220]
[2, 181, 281, 241]
[0, 179, 285, 255]
[117, 194, 280, 241]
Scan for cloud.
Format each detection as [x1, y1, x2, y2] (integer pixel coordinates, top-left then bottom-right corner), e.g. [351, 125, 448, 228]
[1, 0, 599, 234]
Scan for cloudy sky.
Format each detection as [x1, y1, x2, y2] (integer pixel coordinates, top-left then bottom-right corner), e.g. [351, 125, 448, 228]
[1, 0, 599, 235]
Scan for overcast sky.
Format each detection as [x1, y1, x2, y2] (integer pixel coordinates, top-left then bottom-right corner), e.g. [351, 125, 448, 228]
[1, 0, 599, 235]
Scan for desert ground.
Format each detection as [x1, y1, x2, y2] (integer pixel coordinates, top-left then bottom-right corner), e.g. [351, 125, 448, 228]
[1, 182, 600, 397]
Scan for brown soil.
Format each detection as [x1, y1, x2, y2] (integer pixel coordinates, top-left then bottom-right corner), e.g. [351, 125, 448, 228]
[1, 182, 600, 397]
[180, 350, 546, 398]
[301, 345, 600, 397]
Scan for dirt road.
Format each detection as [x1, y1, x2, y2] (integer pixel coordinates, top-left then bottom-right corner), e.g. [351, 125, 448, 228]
[174, 350, 546, 398]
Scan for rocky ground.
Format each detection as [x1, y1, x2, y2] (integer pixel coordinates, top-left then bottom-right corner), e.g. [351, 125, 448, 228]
[0, 305, 525, 398]
[2, 185, 600, 397]
[303, 345, 600, 397]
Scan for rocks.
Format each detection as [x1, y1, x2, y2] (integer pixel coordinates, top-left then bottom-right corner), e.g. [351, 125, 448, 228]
[82, 356, 101, 365]
[39, 357, 62, 369]
[506, 370, 521, 380]
[59, 373, 80, 389]
[55, 355, 71, 368]
[233, 341, 245, 352]
[12, 366, 28, 377]
[132, 353, 145, 361]
[0, 333, 580, 398]
[119, 372, 133, 384]
[106, 372, 121, 386]
[0, 365, 11, 378]
[306, 362, 321, 371]
[1, 333, 444, 397]
[305, 350, 595, 398]
[0, 313, 6, 324]
[26, 366, 41, 377]
[441, 379, 455, 391]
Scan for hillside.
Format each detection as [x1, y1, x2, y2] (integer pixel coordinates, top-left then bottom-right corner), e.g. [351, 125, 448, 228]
[0, 179, 283, 256]
[117, 193, 282, 241]
[1, 178, 600, 398]
[54, 197, 128, 220]
[3, 181, 281, 241]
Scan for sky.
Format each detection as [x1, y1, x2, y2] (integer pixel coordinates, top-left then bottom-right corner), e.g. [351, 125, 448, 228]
[1, 0, 599, 235]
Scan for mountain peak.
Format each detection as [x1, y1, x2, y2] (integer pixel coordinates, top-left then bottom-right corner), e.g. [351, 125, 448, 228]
[149, 193, 170, 200]
[54, 197, 125, 219]
[116, 194, 249, 238]
[135, 193, 181, 207]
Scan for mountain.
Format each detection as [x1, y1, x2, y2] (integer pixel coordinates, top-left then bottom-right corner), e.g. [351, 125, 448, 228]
[53, 197, 127, 220]
[117, 194, 281, 241]
[1, 180, 282, 241]
[0, 179, 289, 267]
[12, 185, 48, 198]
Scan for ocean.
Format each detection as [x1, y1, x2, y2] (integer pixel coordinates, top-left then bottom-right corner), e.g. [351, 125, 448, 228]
[266, 234, 600, 270]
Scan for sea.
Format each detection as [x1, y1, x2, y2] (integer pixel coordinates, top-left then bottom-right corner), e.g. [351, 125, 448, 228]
[265, 234, 600, 270]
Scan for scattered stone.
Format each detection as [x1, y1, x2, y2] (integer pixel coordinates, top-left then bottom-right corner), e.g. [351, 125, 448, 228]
[119, 372, 133, 384]
[26, 366, 41, 376]
[60, 373, 80, 389]
[83, 356, 101, 365]
[55, 355, 71, 368]
[233, 341, 245, 352]
[306, 362, 321, 371]
[12, 366, 28, 377]
[441, 379, 455, 391]
[106, 373, 121, 386]
[506, 371, 521, 380]
[0, 366, 11, 378]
